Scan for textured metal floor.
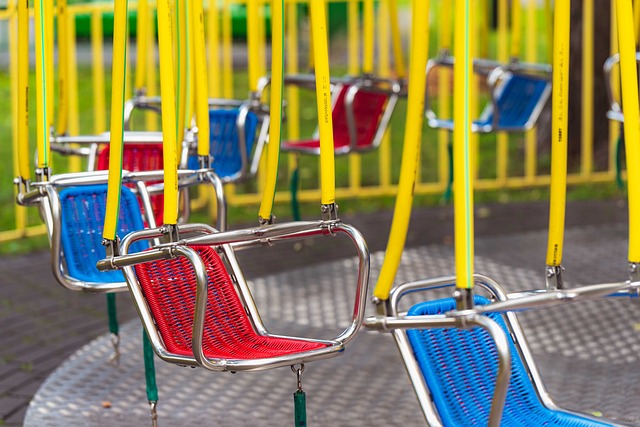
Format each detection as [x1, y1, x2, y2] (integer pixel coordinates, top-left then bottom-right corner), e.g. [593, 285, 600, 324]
[24, 224, 640, 426]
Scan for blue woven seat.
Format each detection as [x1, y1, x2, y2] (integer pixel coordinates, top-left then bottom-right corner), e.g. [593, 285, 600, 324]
[430, 73, 550, 133]
[59, 185, 147, 283]
[406, 296, 612, 427]
[187, 109, 259, 181]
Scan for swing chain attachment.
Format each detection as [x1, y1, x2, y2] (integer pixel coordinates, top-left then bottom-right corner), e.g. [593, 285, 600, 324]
[108, 333, 121, 365]
[321, 203, 338, 221]
[160, 224, 180, 244]
[545, 264, 565, 291]
[102, 237, 121, 263]
[259, 214, 276, 226]
[453, 288, 474, 312]
[291, 364, 305, 392]
[148, 400, 158, 427]
[628, 262, 640, 297]
[35, 167, 51, 183]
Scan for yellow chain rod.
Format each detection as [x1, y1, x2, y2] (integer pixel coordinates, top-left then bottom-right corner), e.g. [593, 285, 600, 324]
[363, 0, 374, 74]
[34, 0, 49, 169]
[57, 0, 69, 135]
[103, 0, 129, 240]
[136, 0, 149, 92]
[373, 0, 430, 300]
[388, 0, 405, 79]
[310, 0, 335, 206]
[545, 0, 570, 267]
[510, 0, 521, 59]
[192, 0, 209, 157]
[258, 0, 284, 221]
[615, 0, 640, 263]
[17, 0, 29, 180]
[176, 0, 188, 150]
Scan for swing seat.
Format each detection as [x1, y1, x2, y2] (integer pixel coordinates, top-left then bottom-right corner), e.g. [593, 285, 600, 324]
[425, 58, 551, 133]
[406, 296, 613, 427]
[186, 108, 261, 182]
[97, 143, 165, 227]
[281, 80, 399, 155]
[135, 245, 329, 360]
[56, 183, 148, 286]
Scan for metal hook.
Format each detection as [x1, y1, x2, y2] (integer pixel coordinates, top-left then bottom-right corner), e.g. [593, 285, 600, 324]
[108, 333, 120, 366]
[291, 364, 305, 392]
[149, 400, 158, 427]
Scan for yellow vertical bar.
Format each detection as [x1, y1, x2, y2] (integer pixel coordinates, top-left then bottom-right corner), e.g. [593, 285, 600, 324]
[136, 0, 149, 92]
[309, 0, 335, 205]
[146, 6, 158, 130]
[363, 0, 374, 73]
[373, 0, 430, 300]
[258, 0, 284, 220]
[208, 0, 221, 97]
[57, 0, 69, 135]
[247, 0, 260, 92]
[176, 0, 188, 148]
[186, 0, 195, 124]
[524, 0, 537, 181]
[67, 13, 80, 169]
[35, 0, 50, 169]
[286, 0, 300, 182]
[453, 0, 474, 290]
[11, 1, 28, 231]
[222, 0, 234, 98]
[158, 0, 179, 225]
[581, 0, 594, 177]
[388, 0, 405, 78]
[17, 0, 30, 180]
[545, 0, 570, 267]
[45, 0, 54, 132]
[634, 0, 640, 44]
[103, 0, 130, 240]
[610, 1, 620, 173]
[616, 0, 640, 262]
[91, 11, 106, 133]
[496, 0, 508, 184]
[510, 0, 521, 59]
[378, 0, 391, 190]
[192, 0, 210, 156]
[438, 0, 452, 188]
[347, 0, 359, 75]
[545, 0, 553, 64]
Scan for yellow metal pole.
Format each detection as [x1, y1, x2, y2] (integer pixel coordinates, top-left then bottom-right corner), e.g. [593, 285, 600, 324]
[67, 13, 80, 169]
[103, 0, 130, 240]
[286, 0, 300, 185]
[309, 0, 336, 206]
[363, 0, 374, 73]
[158, 0, 179, 226]
[609, 1, 620, 174]
[373, 0, 429, 300]
[615, 0, 640, 263]
[57, 0, 69, 135]
[91, 11, 106, 133]
[378, 0, 391, 190]
[192, 0, 209, 157]
[634, 0, 640, 45]
[524, 0, 537, 181]
[510, 0, 521, 59]
[348, 0, 359, 75]
[146, 6, 158, 130]
[17, 0, 29, 180]
[348, 0, 361, 195]
[222, 0, 234, 99]
[208, 0, 221, 97]
[45, 0, 54, 132]
[136, 0, 149, 93]
[258, 0, 284, 221]
[176, 0, 188, 149]
[388, 0, 405, 78]
[453, 0, 474, 291]
[581, 0, 594, 177]
[247, 0, 260, 92]
[545, 0, 570, 268]
[35, 0, 50, 170]
[545, 0, 553, 64]
[438, 0, 452, 188]
[496, 0, 508, 184]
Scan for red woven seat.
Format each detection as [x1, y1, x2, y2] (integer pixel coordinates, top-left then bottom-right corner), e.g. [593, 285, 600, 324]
[97, 143, 164, 226]
[282, 84, 388, 154]
[134, 245, 328, 360]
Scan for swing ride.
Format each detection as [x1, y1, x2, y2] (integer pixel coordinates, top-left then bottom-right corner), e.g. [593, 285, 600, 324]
[10, 0, 640, 424]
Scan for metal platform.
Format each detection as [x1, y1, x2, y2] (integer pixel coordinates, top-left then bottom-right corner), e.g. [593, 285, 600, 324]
[24, 224, 640, 426]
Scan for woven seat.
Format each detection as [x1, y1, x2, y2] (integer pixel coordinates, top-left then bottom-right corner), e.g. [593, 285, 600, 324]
[59, 184, 147, 283]
[97, 143, 164, 226]
[135, 245, 328, 360]
[187, 109, 259, 181]
[406, 296, 611, 427]
[282, 84, 390, 155]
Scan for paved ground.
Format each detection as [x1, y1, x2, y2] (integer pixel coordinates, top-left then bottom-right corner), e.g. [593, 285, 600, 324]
[0, 198, 632, 426]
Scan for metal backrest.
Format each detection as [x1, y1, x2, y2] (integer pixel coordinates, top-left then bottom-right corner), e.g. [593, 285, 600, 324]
[481, 72, 551, 132]
[187, 109, 259, 182]
[406, 296, 611, 427]
[134, 245, 326, 359]
[59, 184, 147, 283]
[332, 84, 390, 150]
[97, 143, 165, 226]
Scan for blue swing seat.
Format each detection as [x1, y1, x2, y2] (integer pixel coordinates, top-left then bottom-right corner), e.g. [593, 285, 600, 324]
[187, 109, 259, 181]
[406, 296, 613, 427]
[428, 72, 551, 133]
[59, 184, 148, 283]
